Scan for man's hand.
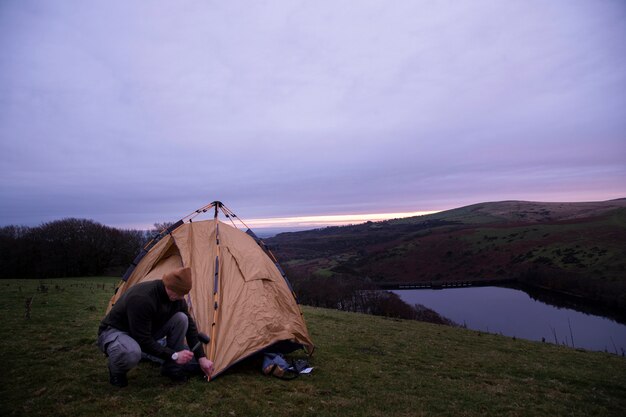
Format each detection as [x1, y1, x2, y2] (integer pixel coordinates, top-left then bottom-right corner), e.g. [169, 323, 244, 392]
[199, 357, 214, 378]
[174, 350, 194, 365]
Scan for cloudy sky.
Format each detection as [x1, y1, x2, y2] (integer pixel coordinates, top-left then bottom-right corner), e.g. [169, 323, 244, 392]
[1, 0, 625, 230]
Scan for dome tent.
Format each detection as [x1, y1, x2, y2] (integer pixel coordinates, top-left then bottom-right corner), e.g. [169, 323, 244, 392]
[106, 201, 314, 379]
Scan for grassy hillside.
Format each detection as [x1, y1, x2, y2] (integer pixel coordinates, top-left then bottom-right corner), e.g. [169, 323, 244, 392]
[403, 199, 626, 224]
[1, 277, 625, 417]
[267, 200, 626, 312]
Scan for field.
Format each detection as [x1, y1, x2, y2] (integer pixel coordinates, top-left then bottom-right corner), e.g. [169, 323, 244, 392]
[1, 277, 626, 417]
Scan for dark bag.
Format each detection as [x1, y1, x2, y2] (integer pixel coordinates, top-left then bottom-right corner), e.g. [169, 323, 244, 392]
[292, 359, 310, 373]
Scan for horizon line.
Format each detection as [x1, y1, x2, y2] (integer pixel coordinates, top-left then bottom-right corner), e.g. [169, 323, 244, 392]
[115, 210, 441, 231]
[236, 210, 441, 229]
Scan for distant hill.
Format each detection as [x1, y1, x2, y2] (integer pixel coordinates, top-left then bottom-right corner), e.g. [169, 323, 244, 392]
[267, 199, 626, 312]
[397, 198, 626, 224]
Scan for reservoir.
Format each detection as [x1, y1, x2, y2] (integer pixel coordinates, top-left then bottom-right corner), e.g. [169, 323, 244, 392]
[393, 286, 626, 354]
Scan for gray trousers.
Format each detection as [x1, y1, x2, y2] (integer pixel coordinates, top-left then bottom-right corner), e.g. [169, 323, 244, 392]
[98, 312, 189, 374]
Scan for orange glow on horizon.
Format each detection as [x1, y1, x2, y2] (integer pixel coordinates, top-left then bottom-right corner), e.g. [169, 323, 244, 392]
[119, 210, 440, 231]
[243, 210, 440, 229]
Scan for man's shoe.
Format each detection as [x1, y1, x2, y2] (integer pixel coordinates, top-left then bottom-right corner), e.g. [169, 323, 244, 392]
[161, 367, 189, 383]
[109, 369, 128, 387]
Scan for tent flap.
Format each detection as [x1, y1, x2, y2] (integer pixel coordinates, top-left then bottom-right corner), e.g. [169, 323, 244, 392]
[225, 246, 276, 282]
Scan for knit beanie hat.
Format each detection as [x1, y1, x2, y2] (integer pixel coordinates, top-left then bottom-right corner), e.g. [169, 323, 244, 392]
[162, 267, 192, 296]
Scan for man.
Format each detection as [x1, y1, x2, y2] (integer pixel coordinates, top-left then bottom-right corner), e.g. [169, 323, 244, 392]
[98, 266, 214, 387]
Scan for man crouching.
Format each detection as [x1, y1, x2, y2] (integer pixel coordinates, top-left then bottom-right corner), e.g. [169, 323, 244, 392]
[97, 266, 214, 387]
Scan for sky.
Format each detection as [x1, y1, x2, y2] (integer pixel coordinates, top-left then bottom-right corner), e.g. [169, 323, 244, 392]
[1, 0, 625, 230]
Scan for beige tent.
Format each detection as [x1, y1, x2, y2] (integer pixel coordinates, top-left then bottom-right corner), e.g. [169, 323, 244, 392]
[106, 202, 314, 379]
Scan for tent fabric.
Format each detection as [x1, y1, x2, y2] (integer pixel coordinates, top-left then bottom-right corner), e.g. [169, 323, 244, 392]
[106, 219, 314, 378]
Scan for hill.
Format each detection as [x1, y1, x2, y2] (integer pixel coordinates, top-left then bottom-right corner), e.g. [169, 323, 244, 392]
[401, 198, 626, 224]
[1, 277, 625, 417]
[266, 199, 626, 313]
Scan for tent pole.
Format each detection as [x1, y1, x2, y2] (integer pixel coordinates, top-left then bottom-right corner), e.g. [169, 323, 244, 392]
[208, 201, 221, 381]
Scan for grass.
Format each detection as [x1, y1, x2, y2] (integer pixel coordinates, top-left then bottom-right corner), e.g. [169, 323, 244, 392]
[1, 277, 626, 416]
[458, 217, 625, 273]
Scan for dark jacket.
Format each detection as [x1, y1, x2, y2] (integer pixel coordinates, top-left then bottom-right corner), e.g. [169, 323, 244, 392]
[99, 280, 205, 361]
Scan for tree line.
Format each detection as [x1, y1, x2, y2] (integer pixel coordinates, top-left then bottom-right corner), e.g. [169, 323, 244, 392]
[290, 272, 456, 325]
[0, 218, 148, 279]
[0, 218, 456, 326]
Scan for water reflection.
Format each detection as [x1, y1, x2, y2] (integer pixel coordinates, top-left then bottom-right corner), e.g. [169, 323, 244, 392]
[393, 286, 626, 354]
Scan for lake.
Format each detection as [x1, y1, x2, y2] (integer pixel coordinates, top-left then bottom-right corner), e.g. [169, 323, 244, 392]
[393, 286, 626, 354]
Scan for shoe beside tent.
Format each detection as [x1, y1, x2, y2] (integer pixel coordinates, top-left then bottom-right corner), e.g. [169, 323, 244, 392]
[106, 201, 314, 379]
